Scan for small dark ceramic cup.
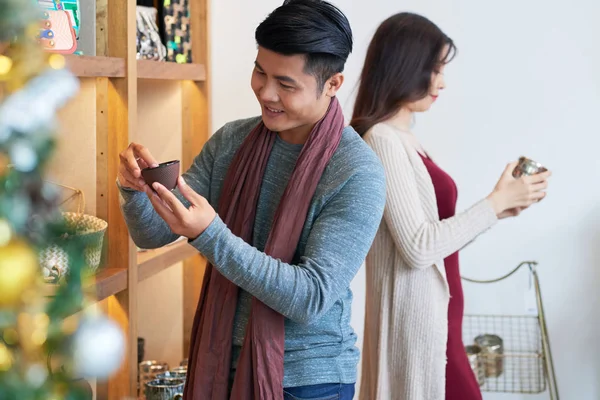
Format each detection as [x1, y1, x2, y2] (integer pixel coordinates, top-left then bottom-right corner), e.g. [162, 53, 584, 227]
[141, 160, 180, 190]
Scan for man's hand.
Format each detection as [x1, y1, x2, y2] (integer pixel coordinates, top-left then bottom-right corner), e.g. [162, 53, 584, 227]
[145, 176, 216, 240]
[118, 142, 159, 191]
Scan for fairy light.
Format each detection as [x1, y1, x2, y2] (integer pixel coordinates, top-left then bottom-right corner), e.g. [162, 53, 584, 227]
[35, 312, 50, 327]
[31, 312, 49, 346]
[31, 330, 47, 346]
[3, 328, 19, 345]
[0, 219, 11, 246]
[0, 343, 12, 371]
[48, 54, 65, 70]
[0, 55, 12, 76]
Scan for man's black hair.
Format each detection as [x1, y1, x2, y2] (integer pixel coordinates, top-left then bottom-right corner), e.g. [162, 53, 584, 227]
[255, 0, 353, 92]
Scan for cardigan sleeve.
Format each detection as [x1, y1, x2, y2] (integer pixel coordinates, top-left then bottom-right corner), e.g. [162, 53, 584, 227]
[364, 126, 498, 270]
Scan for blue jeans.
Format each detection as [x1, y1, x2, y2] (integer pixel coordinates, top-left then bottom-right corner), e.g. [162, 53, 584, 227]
[283, 383, 355, 400]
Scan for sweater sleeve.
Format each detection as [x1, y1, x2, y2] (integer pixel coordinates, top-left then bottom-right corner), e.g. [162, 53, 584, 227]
[188, 167, 386, 325]
[364, 127, 498, 270]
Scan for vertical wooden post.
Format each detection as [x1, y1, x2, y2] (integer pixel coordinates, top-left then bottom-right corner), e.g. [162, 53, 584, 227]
[182, 0, 211, 356]
[96, 77, 109, 224]
[97, 0, 138, 398]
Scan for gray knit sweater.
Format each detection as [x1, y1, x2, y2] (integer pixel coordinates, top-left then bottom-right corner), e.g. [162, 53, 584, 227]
[118, 116, 386, 387]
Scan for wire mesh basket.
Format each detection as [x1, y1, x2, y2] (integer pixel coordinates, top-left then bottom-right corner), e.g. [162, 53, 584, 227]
[462, 261, 560, 399]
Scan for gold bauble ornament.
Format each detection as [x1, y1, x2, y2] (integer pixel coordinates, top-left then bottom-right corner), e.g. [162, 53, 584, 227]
[0, 343, 13, 371]
[0, 240, 39, 307]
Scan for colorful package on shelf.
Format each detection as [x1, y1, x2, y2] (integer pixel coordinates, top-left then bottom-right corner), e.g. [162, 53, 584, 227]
[37, 0, 80, 38]
[163, 0, 192, 63]
[136, 6, 167, 61]
[38, 9, 78, 54]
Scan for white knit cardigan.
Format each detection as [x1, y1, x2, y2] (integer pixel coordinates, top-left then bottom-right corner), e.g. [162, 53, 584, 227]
[359, 122, 498, 400]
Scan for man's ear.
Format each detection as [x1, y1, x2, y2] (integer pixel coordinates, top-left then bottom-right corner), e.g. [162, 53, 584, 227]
[324, 73, 344, 97]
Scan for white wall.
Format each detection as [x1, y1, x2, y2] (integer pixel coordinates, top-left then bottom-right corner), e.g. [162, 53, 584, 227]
[210, 1, 600, 399]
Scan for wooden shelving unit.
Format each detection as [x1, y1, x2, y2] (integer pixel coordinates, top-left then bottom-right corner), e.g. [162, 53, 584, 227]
[42, 268, 128, 303]
[64, 55, 125, 78]
[49, 0, 211, 398]
[137, 60, 206, 81]
[94, 268, 129, 300]
[64, 56, 207, 81]
[137, 240, 198, 282]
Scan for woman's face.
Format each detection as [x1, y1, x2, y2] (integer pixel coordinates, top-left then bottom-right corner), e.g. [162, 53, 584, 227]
[405, 63, 447, 113]
[404, 45, 449, 113]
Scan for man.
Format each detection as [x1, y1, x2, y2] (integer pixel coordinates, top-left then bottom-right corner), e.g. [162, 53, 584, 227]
[117, 1, 385, 398]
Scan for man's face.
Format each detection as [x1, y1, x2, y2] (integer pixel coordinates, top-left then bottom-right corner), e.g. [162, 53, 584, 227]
[251, 46, 341, 137]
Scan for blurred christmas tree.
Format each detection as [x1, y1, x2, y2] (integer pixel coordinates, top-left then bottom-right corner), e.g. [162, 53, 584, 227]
[0, 1, 125, 399]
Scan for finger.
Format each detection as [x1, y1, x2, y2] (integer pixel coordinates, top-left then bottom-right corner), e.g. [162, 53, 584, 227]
[517, 192, 545, 207]
[146, 184, 172, 210]
[121, 176, 145, 191]
[118, 172, 143, 191]
[177, 176, 201, 206]
[131, 143, 159, 168]
[152, 182, 187, 218]
[529, 191, 546, 201]
[119, 163, 146, 190]
[503, 161, 519, 176]
[119, 161, 140, 182]
[137, 157, 150, 170]
[531, 180, 548, 191]
[525, 170, 552, 184]
[120, 147, 143, 179]
[145, 186, 177, 223]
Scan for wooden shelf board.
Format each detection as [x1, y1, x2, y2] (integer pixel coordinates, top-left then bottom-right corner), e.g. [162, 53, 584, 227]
[63, 55, 126, 78]
[42, 267, 128, 303]
[137, 240, 198, 282]
[93, 268, 129, 301]
[137, 60, 206, 81]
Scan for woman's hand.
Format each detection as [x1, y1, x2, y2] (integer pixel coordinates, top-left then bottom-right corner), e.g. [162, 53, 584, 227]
[487, 161, 551, 219]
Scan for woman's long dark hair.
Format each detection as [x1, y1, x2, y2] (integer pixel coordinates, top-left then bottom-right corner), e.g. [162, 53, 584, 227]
[350, 12, 456, 136]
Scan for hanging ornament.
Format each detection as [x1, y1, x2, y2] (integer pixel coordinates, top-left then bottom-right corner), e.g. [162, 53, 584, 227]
[0, 239, 38, 307]
[25, 363, 47, 388]
[71, 315, 125, 379]
[0, 67, 79, 142]
[9, 140, 38, 172]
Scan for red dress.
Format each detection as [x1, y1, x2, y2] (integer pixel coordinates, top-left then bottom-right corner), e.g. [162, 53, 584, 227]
[419, 153, 482, 400]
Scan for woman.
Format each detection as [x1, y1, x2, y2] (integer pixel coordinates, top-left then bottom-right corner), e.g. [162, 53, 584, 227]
[351, 12, 551, 400]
